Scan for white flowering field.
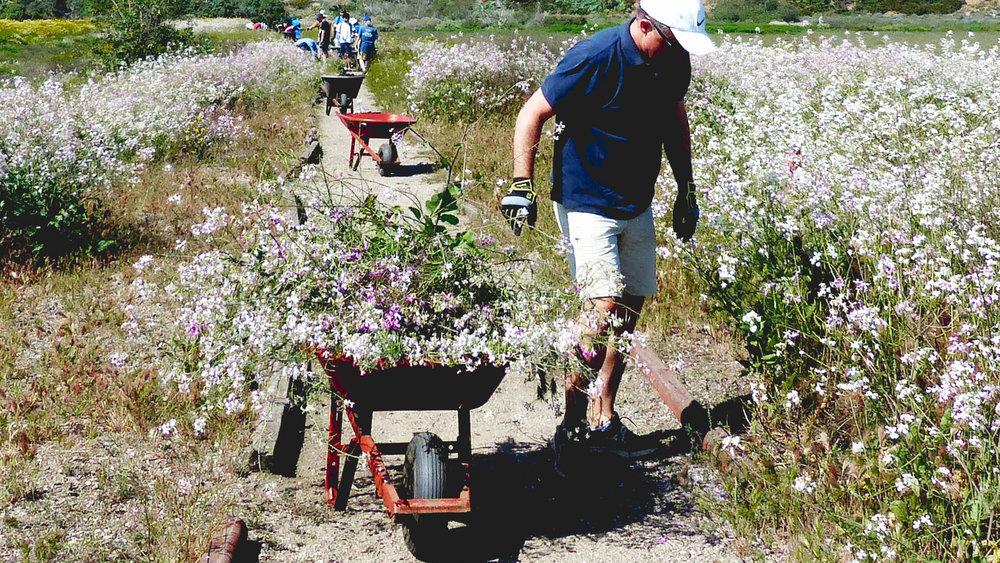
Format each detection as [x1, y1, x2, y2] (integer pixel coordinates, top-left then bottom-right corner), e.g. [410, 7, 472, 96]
[0, 41, 317, 257]
[654, 34, 1000, 559]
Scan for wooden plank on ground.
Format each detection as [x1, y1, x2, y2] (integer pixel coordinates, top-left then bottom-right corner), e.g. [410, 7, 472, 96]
[248, 364, 307, 474]
[631, 340, 710, 439]
[200, 517, 247, 563]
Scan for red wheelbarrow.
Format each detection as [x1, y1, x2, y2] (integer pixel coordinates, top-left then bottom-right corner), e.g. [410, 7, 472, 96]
[337, 112, 417, 176]
[316, 351, 505, 559]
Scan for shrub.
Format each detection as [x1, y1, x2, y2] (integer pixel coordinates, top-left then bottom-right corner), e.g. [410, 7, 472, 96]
[188, 0, 284, 21]
[97, 0, 193, 67]
[855, 0, 962, 14]
[0, 0, 63, 18]
[404, 37, 561, 122]
[0, 41, 318, 260]
[710, 0, 802, 22]
[546, 0, 632, 14]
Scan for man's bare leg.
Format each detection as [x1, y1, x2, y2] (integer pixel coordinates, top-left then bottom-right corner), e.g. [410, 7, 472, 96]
[592, 294, 644, 426]
[562, 294, 644, 427]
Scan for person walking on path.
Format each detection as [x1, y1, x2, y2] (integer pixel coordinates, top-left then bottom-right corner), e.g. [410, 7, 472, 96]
[334, 11, 355, 66]
[502, 0, 716, 468]
[314, 13, 332, 61]
[356, 15, 379, 71]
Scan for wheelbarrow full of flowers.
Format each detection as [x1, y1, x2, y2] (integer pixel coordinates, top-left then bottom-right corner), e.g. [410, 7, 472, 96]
[316, 352, 505, 559]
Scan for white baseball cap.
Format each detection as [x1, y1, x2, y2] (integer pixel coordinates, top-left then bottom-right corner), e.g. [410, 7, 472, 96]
[639, 0, 717, 56]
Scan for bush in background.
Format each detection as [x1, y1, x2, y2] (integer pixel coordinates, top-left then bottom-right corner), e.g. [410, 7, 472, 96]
[856, 0, 962, 14]
[189, 0, 285, 22]
[97, 0, 192, 66]
[710, 0, 802, 22]
[404, 37, 561, 122]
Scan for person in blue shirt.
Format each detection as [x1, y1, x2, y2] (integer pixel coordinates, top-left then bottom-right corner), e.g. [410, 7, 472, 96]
[356, 16, 379, 71]
[294, 37, 320, 60]
[503, 0, 717, 468]
[283, 18, 302, 41]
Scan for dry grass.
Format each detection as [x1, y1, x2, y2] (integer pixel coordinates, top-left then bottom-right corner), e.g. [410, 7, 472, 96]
[0, 75, 316, 559]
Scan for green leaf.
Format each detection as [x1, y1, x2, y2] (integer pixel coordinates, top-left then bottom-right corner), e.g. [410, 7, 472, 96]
[439, 214, 459, 225]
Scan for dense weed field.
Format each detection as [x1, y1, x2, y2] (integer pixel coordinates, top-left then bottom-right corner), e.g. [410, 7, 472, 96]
[1, 38, 318, 558]
[0, 41, 317, 260]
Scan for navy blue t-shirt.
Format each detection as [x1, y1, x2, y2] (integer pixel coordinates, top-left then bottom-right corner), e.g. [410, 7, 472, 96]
[541, 20, 691, 219]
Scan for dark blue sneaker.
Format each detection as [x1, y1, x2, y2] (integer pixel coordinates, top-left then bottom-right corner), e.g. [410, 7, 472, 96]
[587, 413, 660, 459]
[551, 422, 589, 477]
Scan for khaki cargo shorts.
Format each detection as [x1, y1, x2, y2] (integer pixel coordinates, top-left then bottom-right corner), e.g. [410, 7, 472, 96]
[553, 202, 657, 300]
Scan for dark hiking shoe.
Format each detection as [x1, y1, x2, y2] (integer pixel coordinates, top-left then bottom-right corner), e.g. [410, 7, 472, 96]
[551, 422, 589, 477]
[588, 413, 660, 460]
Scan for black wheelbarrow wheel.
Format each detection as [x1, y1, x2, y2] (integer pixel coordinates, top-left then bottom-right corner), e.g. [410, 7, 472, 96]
[403, 432, 449, 561]
[377, 142, 397, 176]
[338, 93, 349, 113]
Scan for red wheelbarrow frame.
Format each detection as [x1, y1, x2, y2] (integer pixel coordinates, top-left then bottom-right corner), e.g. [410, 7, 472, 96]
[337, 112, 417, 172]
[316, 351, 504, 519]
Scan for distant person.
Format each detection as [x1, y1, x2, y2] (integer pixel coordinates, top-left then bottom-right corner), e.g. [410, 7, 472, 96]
[357, 16, 379, 71]
[335, 12, 355, 65]
[285, 18, 302, 40]
[314, 13, 332, 61]
[294, 37, 320, 60]
[307, 10, 327, 30]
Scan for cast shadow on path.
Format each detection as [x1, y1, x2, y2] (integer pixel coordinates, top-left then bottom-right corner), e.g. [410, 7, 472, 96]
[431, 429, 694, 562]
[389, 162, 439, 177]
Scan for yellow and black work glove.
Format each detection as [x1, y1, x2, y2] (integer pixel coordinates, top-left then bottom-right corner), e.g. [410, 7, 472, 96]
[500, 178, 537, 236]
[672, 188, 700, 242]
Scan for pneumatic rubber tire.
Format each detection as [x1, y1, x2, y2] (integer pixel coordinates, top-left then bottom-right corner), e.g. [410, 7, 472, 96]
[377, 142, 397, 176]
[402, 432, 449, 561]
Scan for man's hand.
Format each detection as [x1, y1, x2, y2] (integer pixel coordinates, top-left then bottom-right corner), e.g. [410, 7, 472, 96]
[672, 189, 699, 242]
[500, 178, 537, 236]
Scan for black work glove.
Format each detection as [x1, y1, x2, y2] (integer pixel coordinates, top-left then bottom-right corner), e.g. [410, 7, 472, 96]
[672, 188, 700, 242]
[500, 178, 537, 236]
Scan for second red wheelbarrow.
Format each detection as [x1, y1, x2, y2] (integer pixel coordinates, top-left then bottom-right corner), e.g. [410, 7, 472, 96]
[316, 351, 505, 560]
[337, 112, 417, 176]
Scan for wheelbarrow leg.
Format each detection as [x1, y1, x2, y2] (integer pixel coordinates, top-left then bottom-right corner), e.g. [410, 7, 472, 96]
[352, 136, 368, 171]
[336, 409, 372, 510]
[326, 394, 344, 507]
[457, 407, 472, 464]
[347, 136, 356, 169]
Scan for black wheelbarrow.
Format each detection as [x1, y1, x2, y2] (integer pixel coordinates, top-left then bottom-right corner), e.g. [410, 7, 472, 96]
[321, 72, 365, 115]
[316, 351, 506, 560]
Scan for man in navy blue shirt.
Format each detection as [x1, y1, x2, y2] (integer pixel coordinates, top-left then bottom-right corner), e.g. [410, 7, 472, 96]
[503, 0, 715, 466]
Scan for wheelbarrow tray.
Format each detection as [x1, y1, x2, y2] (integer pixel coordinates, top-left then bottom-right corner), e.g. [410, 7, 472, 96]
[336, 112, 418, 173]
[319, 356, 505, 412]
[337, 112, 417, 139]
[321, 73, 365, 99]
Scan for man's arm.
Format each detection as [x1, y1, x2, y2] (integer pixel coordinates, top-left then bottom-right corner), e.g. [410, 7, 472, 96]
[512, 89, 556, 180]
[664, 100, 694, 197]
[664, 100, 700, 241]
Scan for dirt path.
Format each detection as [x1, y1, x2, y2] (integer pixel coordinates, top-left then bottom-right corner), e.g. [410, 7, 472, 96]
[239, 85, 757, 562]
